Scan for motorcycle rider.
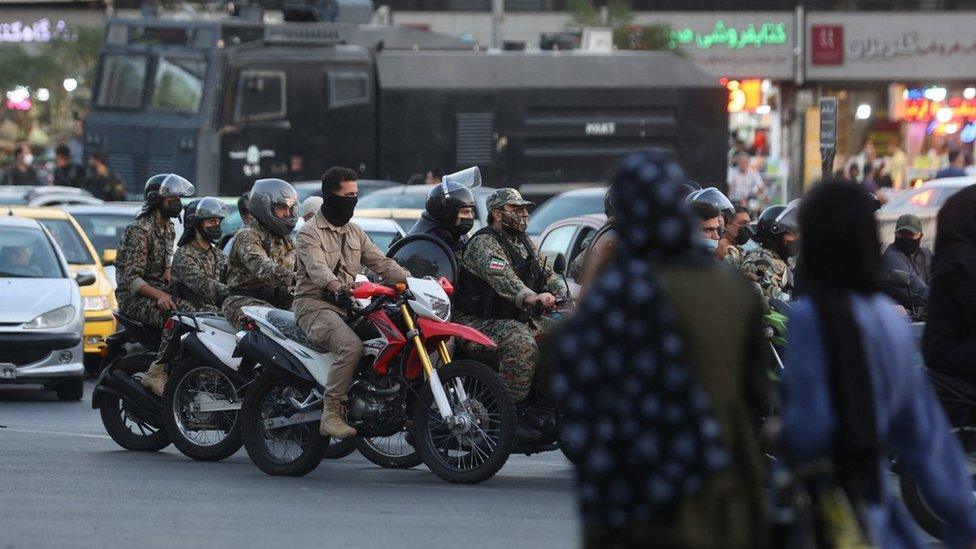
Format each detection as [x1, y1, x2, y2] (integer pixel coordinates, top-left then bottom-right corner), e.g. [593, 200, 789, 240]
[568, 186, 615, 290]
[222, 179, 298, 325]
[115, 173, 196, 395]
[453, 188, 568, 443]
[740, 201, 800, 300]
[408, 170, 478, 251]
[722, 205, 753, 269]
[294, 166, 411, 440]
[688, 187, 738, 261]
[171, 197, 231, 312]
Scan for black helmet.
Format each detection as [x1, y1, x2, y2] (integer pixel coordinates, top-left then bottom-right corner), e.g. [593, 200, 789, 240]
[755, 201, 800, 247]
[426, 181, 476, 226]
[688, 187, 734, 220]
[677, 179, 702, 199]
[604, 186, 615, 218]
[249, 178, 299, 238]
[141, 173, 195, 217]
[179, 197, 231, 246]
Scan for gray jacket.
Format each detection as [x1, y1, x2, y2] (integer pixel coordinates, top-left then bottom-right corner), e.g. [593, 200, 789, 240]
[881, 243, 932, 309]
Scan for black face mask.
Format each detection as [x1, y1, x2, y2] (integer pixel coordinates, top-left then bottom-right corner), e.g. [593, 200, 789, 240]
[161, 199, 183, 219]
[321, 194, 357, 226]
[774, 238, 799, 260]
[199, 224, 222, 244]
[894, 235, 921, 256]
[451, 217, 474, 238]
[734, 229, 751, 246]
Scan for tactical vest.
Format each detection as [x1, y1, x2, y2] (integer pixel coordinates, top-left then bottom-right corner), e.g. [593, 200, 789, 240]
[454, 227, 545, 320]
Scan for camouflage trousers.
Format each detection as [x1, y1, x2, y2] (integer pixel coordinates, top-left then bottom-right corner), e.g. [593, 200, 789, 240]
[222, 295, 274, 327]
[453, 314, 537, 403]
[118, 294, 193, 359]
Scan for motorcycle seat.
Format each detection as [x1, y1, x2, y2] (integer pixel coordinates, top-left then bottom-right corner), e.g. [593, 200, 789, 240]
[266, 309, 328, 353]
[114, 312, 163, 349]
[200, 317, 236, 334]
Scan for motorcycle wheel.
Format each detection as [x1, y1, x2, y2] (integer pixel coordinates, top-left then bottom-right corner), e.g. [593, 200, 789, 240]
[98, 354, 171, 452]
[413, 360, 515, 484]
[901, 426, 976, 539]
[240, 371, 330, 477]
[357, 428, 422, 469]
[323, 437, 358, 460]
[162, 362, 243, 462]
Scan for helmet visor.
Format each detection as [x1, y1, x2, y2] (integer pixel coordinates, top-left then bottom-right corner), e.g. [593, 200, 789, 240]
[441, 166, 482, 191]
[696, 187, 735, 215]
[158, 174, 196, 198]
[195, 197, 231, 220]
[776, 199, 800, 233]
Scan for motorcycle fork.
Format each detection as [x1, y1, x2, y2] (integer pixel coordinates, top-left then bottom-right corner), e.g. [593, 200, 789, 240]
[400, 304, 454, 421]
[437, 341, 469, 404]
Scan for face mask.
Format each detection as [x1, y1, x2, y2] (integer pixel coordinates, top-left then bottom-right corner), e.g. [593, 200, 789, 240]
[321, 194, 357, 226]
[894, 235, 921, 256]
[696, 237, 719, 251]
[499, 210, 528, 235]
[452, 217, 474, 238]
[734, 228, 751, 246]
[22, 154, 33, 167]
[200, 224, 222, 243]
[161, 199, 183, 219]
[774, 238, 799, 259]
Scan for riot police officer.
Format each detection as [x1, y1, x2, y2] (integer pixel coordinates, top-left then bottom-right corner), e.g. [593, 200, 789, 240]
[222, 179, 298, 325]
[171, 197, 231, 312]
[741, 201, 800, 300]
[115, 173, 196, 395]
[453, 188, 568, 443]
[409, 167, 479, 251]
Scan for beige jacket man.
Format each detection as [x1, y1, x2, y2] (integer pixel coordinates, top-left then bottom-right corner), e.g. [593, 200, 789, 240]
[294, 209, 409, 437]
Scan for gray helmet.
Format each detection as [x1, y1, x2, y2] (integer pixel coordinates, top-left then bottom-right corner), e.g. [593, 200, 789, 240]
[687, 187, 734, 220]
[179, 197, 231, 246]
[249, 178, 299, 237]
[140, 173, 195, 217]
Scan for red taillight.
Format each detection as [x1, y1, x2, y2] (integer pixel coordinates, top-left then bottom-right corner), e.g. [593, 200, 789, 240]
[164, 318, 175, 331]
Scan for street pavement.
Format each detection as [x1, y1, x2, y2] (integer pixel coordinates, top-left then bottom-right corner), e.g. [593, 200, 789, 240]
[0, 381, 579, 549]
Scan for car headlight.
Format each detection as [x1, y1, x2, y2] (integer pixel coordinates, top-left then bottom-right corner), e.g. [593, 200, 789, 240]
[82, 296, 112, 312]
[24, 305, 76, 329]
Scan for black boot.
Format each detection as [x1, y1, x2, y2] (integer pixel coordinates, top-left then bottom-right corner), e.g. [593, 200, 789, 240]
[515, 403, 543, 445]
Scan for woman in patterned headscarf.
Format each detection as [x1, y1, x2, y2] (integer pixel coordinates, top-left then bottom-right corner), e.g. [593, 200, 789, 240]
[551, 150, 771, 548]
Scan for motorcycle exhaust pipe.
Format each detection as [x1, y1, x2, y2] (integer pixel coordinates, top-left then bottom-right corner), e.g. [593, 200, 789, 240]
[107, 370, 164, 427]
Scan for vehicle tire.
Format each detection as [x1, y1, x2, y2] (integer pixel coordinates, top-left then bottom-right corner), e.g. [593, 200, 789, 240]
[56, 378, 84, 401]
[555, 405, 581, 466]
[900, 426, 976, 540]
[323, 437, 358, 460]
[98, 355, 170, 452]
[240, 371, 330, 477]
[357, 429, 422, 469]
[162, 362, 243, 462]
[413, 360, 515, 484]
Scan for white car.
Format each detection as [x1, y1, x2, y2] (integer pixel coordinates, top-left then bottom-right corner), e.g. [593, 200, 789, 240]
[353, 217, 406, 252]
[876, 177, 976, 248]
[0, 216, 90, 400]
[537, 214, 607, 299]
[0, 185, 104, 207]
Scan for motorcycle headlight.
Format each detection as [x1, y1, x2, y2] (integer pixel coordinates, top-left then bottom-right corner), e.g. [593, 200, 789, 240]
[82, 296, 112, 312]
[432, 298, 451, 322]
[24, 305, 76, 329]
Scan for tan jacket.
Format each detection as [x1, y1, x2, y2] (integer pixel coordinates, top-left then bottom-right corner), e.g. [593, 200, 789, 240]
[294, 210, 410, 304]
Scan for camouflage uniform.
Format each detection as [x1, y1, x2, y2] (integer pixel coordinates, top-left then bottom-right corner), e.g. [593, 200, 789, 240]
[723, 243, 744, 269]
[222, 220, 296, 325]
[171, 243, 228, 313]
[454, 189, 567, 403]
[115, 214, 191, 328]
[740, 247, 794, 300]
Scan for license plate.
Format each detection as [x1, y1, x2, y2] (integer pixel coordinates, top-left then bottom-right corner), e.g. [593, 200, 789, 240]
[0, 363, 16, 380]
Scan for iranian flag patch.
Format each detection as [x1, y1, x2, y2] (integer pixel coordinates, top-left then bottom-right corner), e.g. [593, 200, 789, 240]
[488, 257, 507, 271]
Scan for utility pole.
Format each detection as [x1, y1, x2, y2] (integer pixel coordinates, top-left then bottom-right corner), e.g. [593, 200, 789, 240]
[491, 0, 503, 49]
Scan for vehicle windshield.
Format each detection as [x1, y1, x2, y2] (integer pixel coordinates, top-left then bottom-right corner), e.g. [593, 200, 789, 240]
[150, 56, 207, 113]
[884, 186, 962, 210]
[527, 193, 605, 235]
[37, 219, 95, 265]
[365, 230, 399, 252]
[97, 54, 148, 109]
[0, 227, 64, 278]
[70, 212, 136, 256]
[358, 189, 426, 210]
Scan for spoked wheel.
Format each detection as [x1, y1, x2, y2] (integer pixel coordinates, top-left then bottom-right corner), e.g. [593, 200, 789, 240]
[163, 364, 243, 462]
[98, 355, 170, 452]
[240, 371, 330, 477]
[357, 425, 422, 469]
[413, 360, 515, 484]
[901, 426, 976, 539]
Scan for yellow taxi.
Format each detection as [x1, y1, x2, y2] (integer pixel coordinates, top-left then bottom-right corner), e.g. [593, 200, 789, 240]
[8, 207, 118, 368]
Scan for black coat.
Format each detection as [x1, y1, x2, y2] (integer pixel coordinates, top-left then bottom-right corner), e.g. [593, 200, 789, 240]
[881, 243, 932, 309]
[408, 212, 467, 252]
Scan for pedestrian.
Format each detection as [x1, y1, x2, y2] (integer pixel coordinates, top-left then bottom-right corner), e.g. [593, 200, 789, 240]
[570, 186, 616, 294]
[781, 181, 976, 547]
[551, 150, 771, 548]
[1, 143, 42, 186]
[67, 117, 85, 165]
[924, 185, 976, 385]
[424, 168, 442, 186]
[52, 144, 85, 188]
[936, 149, 968, 179]
[86, 151, 126, 201]
[881, 213, 931, 312]
[300, 195, 323, 222]
[727, 152, 764, 206]
[847, 163, 861, 183]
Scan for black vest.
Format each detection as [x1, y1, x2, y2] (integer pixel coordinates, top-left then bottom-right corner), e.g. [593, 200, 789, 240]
[454, 227, 544, 320]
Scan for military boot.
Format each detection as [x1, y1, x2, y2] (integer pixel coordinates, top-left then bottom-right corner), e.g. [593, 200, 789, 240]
[139, 362, 168, 397]
[320, 398, 357, 439]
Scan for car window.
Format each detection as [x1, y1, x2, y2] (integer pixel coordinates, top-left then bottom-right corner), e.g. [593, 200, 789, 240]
[884, 186, 953, 210]
[221, 210, 244, 236]
[365, 230, 399, 252]
[326, 70, 370, 108]
[150, 56, 207, 113]
[36, 219, 95, 265]
[570, 226, 597, 265]
[527, 194, 605, 235]
[235, 70, 285, 122]
[539, 225, 576, 266]
[70, 212, 136, 255]
[0, 226, 64, 278]
[935, 187, 965, 208]
[0, 193, 27, 205]
[358, 191, 426, 210]
[97, 54, 148, 109]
